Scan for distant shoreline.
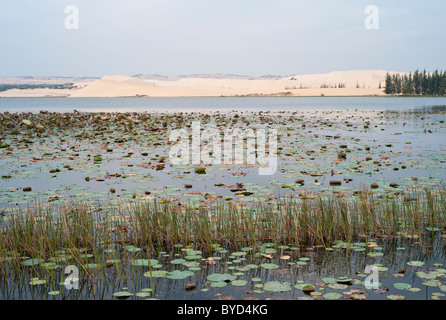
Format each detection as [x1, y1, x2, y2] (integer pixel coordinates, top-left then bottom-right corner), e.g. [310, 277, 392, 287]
[0, 70, 399, 98]
[2, 94, 446, 98]
[1, 70, 444, 98]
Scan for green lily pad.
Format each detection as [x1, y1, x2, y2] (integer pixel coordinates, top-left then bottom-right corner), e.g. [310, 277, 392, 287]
[182, 261, 200, 268]
[170, 259, 187, 264]
[144, 270, 168, 278]
[231, 252, 247, 257]
[328, 283, 349, 290]
[422, 280, 441, 287]
[231, 280, 248, 287]
[259, 263, 279, 270]
[207, 273, 237, 282]
[113, 291, 133, 299]
[136, 292, 152, 297]
[387, 294, 405, 300]
[124, 245, 141, 253]
[321, 277, 337, 284]
[131, 259, 159, 267]
[407, 261, 425, 267]
[29, 278, 46, 285]
[210, 281, 227, 288]
[367, 252, 384, 257]
[393, 283, 412, 290]
[42, 262, 60, 270]
[336, 277, 353, 284]
[323, 292, 343, 300]
[21, 258, 42, 266]
[185, 254, 202, 260]
[416, 271, 438, 280]
[166, 270, 195, 280]
[263, 281, 292, 292]
[294, 283, 314, 290]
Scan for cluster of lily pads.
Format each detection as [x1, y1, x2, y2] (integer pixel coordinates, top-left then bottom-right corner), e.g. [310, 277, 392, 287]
[0, 108, 445, 300]
[0, 108, 444, 209]
[4, 235, 445, 300]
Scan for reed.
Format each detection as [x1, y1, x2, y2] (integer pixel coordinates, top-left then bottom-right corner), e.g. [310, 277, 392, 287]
[0, 187, 444, 267]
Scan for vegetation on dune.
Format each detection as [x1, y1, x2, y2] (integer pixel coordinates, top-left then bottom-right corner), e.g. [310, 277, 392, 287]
[0, 83, 76, 92]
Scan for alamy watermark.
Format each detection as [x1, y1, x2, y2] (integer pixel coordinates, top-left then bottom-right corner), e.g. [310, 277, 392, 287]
[364, 5, 379, 30]
[64, 265, 79, 289]
[168, 121, 278, 175]
[364, 265, 380, 289]
[65, 5, 79, 30]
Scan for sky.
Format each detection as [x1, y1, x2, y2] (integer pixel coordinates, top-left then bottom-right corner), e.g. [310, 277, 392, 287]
[0, 0, 445, 77]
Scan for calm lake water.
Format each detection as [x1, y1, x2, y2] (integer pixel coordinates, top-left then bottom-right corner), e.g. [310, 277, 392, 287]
[0, 96, 445, 301]
[1, 96, 446, 113]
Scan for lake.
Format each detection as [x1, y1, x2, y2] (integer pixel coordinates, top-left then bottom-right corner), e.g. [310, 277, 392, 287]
[0, 96, 445, 301]
[1, 96, 446, 113]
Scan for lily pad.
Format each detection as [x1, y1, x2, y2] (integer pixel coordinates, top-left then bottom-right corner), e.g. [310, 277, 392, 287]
[321, 277, 337, 284]
[182, 261, 200, 268]
[29, 278, 46, 285]
[259, 263, 280, 270]
[170, 259, 187, 264]
[328, 283, 348, 290]
[263, 281, 292, 292]
[113, 291, 133, 299]
[124, 245, 141, 253]
[231, 280, 248, 287]
[166, 270, 195, 280]
[422, 280, 441, 287]
[387, 294, 405, 300]
[407, 261, 425, 267]
[207, 273, 237, 282]
[21, 258, 42, 266]
[294, 283, 314, 290]
[393, 283, 412, 290]
[144, 270, 168, 278]
[210, 281, 227, 288]
[131, 259, 159, 267]
[322, 292, 343, 300]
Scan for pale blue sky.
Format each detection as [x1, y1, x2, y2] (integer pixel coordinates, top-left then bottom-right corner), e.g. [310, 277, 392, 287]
[1, 0, 445, 77]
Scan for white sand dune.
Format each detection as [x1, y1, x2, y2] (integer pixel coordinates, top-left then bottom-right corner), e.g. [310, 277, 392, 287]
[0, 70, 405, 98]
[284, 70, 397, 87]
[70, 70, 402, 98]
[69, 75, 160, 97]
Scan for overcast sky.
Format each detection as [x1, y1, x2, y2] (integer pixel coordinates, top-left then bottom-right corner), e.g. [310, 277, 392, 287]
[1, 0, 445, 77]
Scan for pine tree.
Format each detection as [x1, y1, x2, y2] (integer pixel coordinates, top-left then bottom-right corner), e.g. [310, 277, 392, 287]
[384, 73, 393, 94]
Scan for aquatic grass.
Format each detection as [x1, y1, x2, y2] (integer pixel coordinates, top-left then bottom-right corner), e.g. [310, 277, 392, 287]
[123, 186, 442, 250]
[0, 187, 444, 271]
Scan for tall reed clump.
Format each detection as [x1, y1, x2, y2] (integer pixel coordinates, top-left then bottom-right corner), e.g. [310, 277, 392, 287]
[114, 187, 446, 250]
[0, 187, 444, 259]
[0, 201, 102, 272]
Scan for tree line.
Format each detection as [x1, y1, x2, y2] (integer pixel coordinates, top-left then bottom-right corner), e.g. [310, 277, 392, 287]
[384, 70, 446, 96]
[0, 83, 75, 92]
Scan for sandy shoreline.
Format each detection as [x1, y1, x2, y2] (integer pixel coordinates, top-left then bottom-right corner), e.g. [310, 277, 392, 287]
[0, 70, 403, 98]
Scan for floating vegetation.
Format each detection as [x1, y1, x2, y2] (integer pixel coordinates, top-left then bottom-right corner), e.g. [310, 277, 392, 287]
[0, 108, 445, 300]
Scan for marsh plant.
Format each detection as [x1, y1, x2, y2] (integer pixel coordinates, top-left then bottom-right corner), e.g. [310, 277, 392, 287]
[0, 186, 444, 300]
[0, 187, 444, 259]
